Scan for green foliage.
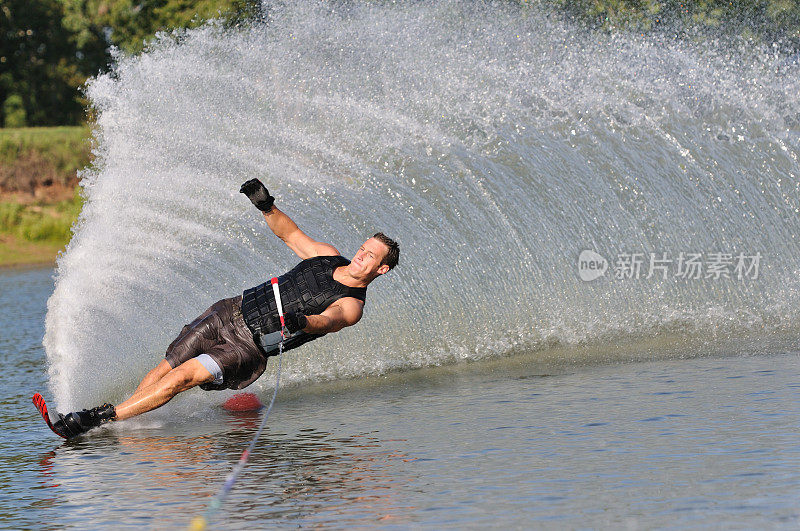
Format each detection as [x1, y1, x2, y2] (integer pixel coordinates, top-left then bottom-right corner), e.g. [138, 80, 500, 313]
[57, 0, 263, 61]
[2, 1, 800, 129]
[0, 0, 88, 126]
[550, 0, 662, 31]
[0, 126, 91, 191]
[549, 0, 800, 46]
[0, 126, 89, 171]
[2, 94, 27, 127]
[0, 202, 24, 231]
[1, 1, 262, 128]
[0, 188, 84, 243]
[86, 0, 262, 54]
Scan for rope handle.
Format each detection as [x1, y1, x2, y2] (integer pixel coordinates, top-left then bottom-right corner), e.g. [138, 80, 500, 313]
[270, 277, 286, 337]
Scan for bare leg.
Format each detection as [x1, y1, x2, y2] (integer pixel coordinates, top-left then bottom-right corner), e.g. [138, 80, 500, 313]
[134, 360, 173, 392]
[115, 359, 214, 421]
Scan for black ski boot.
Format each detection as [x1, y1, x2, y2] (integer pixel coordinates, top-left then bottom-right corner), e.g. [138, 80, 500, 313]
[51, 403, 117, 438]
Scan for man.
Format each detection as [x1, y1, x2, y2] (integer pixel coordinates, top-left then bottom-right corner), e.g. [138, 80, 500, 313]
[44, 178, 399, 438]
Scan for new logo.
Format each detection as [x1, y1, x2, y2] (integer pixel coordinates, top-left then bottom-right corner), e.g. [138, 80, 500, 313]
[578, 250, 608, 281]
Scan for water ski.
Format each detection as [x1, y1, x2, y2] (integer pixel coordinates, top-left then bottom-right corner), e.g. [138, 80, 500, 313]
[32, 393, 68, 439]
[32, 393, 116, 439]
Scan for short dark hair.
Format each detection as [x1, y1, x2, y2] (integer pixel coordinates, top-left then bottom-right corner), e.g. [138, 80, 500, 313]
[372, 232, 399, 270]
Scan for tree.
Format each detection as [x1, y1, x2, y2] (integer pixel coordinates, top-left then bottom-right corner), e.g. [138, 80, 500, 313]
[3, 94, 27, 126]
[1, 0, 262, 127]
[60, 1, 263, 56]
[0, 0, 88, 126]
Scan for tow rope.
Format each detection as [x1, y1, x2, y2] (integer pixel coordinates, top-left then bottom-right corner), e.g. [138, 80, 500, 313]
[190, 277, 286, 530]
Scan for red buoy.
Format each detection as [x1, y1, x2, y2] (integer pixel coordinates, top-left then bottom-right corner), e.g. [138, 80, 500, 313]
[222, 392, 264, 412]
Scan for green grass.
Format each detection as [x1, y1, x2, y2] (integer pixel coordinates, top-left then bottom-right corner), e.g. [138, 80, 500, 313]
[0, 189, 83, 244]
[0, 126, 90, 266]
[0, 236, 66, 268]
[0, 191, 84, 267]
[0, 126, 91, 187]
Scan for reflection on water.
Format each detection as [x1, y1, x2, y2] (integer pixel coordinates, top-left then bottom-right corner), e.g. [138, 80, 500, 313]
[17, 350, 797, 529]
[33, 412, 417, 528]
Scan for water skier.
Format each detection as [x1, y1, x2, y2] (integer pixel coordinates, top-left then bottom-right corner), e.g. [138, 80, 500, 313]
[35, 179, 399, 439]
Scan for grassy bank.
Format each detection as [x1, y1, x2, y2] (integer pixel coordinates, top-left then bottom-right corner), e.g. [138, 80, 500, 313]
[0, 126, 90, 267]
[0, 126, 91, 195]
[0, 189, 84, 267]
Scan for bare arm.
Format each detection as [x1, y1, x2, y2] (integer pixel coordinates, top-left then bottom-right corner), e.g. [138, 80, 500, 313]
[239, 178, 339, 259]
[263, 207, 339, 260]
[302, 298, 364, 334]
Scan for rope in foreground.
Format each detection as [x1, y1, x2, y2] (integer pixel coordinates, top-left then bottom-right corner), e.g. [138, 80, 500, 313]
[189, 278, 287, 530]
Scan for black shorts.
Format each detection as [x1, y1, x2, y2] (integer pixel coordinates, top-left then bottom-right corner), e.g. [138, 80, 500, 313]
[164, 296, 269, 390]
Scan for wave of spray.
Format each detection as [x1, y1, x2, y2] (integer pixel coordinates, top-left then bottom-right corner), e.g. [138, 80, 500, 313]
[44, 1, 800, 410]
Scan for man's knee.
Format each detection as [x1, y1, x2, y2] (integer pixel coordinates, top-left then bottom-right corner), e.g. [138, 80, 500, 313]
[163, 359, 214, 394]
[146, 360, 172, 381]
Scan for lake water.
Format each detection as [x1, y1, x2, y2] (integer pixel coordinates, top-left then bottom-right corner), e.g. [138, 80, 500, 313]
[3, 266, 799, 529]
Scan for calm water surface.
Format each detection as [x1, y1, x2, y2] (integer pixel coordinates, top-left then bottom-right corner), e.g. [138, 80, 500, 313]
[2, 267, 799, 529]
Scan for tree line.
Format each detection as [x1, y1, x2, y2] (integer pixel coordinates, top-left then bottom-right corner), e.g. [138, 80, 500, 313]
[1, 0, 260, 127]
[2, 0, 799, 128]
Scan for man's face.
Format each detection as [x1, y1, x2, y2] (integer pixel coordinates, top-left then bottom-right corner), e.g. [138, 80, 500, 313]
[350, 238, 390, 277]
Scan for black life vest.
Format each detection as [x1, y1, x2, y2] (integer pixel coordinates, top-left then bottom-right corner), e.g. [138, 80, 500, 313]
[241, 255, 367, 353]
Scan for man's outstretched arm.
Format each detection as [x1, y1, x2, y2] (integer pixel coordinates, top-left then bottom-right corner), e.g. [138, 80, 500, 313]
[240, 178, 339, 260]
[262, 206, 339, 259]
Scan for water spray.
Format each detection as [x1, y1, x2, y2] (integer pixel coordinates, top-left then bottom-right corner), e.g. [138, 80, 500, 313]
[189, 277, 286, 530]
[45, 0, 800, 413]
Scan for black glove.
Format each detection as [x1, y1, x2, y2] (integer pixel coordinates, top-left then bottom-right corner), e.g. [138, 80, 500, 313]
[239, 178, 275, 212]
[284, 311, 308, 334]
